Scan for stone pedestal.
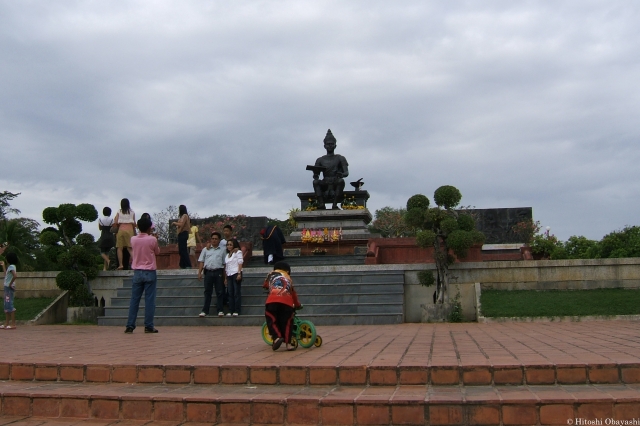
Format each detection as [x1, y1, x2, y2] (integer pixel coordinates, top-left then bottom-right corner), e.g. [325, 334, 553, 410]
[289, 209, 377, 241]
[297, 190, 370, 210]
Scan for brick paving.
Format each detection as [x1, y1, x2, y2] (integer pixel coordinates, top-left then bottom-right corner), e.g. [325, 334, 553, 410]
[3, 321, 640, 370]
[2, 321, 640, 424]
[1, 381, 640, 424]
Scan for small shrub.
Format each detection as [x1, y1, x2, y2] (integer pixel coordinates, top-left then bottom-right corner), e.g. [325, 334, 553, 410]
[449, 291, 463, 322]
[457, 214, 475, 232]
[416, 229, 436, 247]
[447, 229, 474, 258]
[406, 194, 430, 211]
[433, 186, 461, 209]
[418, 270, 435, 287]
[56, 270, 93, 306]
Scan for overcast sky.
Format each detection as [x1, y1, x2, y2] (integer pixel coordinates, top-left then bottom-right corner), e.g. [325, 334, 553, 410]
[1, 1, 639, 241]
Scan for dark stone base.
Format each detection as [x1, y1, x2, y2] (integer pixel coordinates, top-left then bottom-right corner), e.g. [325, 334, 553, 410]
[297, 190, 370, 210]
[284, 240, 369, 256]
[289, 209, 378, 241]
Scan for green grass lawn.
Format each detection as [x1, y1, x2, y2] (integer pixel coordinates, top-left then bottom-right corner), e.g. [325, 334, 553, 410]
[480, 288, 640, 318]
[13, 297, 56, 321]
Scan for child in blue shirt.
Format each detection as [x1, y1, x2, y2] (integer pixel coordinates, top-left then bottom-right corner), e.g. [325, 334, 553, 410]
[1, 252, 18, 329]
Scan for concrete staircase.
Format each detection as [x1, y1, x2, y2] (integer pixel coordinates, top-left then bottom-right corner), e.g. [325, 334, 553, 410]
[98, 261, 404, 326]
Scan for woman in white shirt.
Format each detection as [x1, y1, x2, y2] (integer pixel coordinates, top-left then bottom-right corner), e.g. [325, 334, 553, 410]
[224, 239, 243, 316]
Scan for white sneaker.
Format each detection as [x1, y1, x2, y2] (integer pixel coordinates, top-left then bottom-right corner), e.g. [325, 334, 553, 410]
[218, 312, 224, 317]
[226, 313, 232, 316]
[199, 312, 206, 318]
[232, 313, 239, 316]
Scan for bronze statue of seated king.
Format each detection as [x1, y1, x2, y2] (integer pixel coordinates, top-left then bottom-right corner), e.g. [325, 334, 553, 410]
[307, 129, 349, 210]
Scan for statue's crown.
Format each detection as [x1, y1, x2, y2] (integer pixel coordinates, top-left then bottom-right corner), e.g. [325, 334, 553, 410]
[324, 129, 336, 143]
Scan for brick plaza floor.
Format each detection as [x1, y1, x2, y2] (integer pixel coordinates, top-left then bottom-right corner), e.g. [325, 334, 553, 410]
[2, 321, 640, 425]
[2, 321, 640, 368]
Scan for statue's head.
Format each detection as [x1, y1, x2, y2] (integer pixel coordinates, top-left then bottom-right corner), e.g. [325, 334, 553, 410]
[324, 129, 336, 152]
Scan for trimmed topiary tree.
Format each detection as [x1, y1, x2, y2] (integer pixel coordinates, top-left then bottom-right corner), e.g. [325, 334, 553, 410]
[40, 203, 99, 306]
[404, 186, 485, 304]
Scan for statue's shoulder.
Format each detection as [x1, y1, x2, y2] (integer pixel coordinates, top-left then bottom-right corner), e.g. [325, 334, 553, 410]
[315, 154, 330, 164]
[336, 154, 349, 165]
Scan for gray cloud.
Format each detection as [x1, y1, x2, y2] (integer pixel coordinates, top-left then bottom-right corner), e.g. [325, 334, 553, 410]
[2, 1, 640, 241]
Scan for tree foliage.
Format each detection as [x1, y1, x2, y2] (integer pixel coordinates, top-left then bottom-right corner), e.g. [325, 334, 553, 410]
[0, 191, 21, 219]
[0, 191, 56, 271]
[198, 215, 249, 241]
[370, 207, 414, 238]
[548, 226, 640, 260]
[152, 205, 201, 246]
[0, 217, 42, 271]
[597, 226, 640, 259]
[404, 185, 484, 305]
[40, 203, 99, 306]
[152, 205, 180, 246]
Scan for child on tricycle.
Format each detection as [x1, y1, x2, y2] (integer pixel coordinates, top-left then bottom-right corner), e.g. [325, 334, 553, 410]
[262, 261, 321, 350]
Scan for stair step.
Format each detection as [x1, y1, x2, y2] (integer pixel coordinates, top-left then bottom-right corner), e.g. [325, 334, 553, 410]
[109, 293, 404, 306]
[1, 381, 639, 424]
[104, 269, 406, 326]
[99, 312, 404, 326]
[3, 357, 638, 387]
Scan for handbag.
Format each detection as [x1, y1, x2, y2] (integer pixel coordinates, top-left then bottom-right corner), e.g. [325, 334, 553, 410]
[110, 224, 119, 234]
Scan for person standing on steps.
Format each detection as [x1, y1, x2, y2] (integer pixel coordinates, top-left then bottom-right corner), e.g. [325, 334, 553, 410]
[172, 205, 192, 269]
[114, 198, 136, 270]
[219, 224, 234, 308]
[224, 238, 243, 316]
[98, 207, 115, 271]
[197, 232, 225, 317]
[187, 222, 199, 268]
[124, 216, 160, 334]
[260, 224, 286, 265]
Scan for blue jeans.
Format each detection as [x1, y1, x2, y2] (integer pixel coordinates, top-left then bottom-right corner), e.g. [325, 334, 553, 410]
[126, 270, 157, 329]
[227, 273, 241, 314]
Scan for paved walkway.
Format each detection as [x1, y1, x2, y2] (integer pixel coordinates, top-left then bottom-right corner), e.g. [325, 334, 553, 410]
[3, 321, 640, 368]
[3, 321, 640, 425]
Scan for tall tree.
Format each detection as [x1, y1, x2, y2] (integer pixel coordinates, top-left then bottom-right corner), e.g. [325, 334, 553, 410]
[404, 186, 485, 304]
[40, 203, 99, 306]
[0, 191, 20, 219]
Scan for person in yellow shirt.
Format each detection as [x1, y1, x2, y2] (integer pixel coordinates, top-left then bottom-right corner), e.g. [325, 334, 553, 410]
[187, 223, 199, 268]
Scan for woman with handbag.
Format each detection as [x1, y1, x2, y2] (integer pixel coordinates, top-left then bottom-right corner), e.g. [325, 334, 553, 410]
[98, 207, 116, 270]
[172, 204, 191, 269]
[114, 198, 136, 270]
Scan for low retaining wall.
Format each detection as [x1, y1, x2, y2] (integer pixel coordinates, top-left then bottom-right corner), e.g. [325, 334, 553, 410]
[19, 291, 69, 326]
[19, 258, 640, 323]
[67, 307, 105, 323]
[458, 258, 640, 290]
[403, 258, 640, 322]
[13, 271, 62, 299]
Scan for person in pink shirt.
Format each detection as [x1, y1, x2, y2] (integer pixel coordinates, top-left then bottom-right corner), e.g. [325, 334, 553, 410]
[124, 216, 160, 334]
